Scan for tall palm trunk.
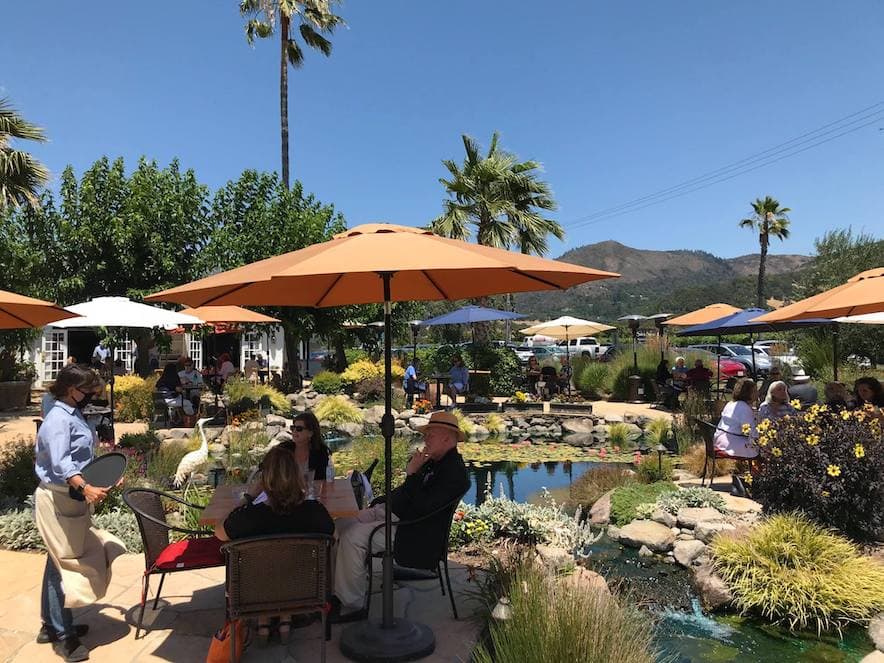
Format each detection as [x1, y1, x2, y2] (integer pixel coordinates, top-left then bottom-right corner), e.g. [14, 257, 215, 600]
[756, 232, 768, 308]
[279, 13, 290, 189]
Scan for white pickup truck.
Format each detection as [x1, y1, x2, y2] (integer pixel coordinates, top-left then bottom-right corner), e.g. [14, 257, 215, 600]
[557, 337, 610, 358]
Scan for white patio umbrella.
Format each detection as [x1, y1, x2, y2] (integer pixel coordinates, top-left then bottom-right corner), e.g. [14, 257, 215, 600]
[519, 315, 615, 361]
[835, 312, 884, 324]
[49, 297, 204, 421]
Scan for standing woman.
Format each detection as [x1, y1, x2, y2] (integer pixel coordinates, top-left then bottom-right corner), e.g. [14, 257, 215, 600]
[290, 412, 330, 480]
[34, 365, 126, 662]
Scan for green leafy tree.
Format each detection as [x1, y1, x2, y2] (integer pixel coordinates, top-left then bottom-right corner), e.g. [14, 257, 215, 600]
[738, 196, 791, 307]
[0, 98, 49, 210]
[240, 0, 344, 188]
[432, 132, 562, 255]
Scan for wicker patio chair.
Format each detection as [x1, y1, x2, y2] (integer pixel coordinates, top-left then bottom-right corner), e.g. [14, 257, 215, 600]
[364, 494, 466, 619]
[223, 534, 334, 663]
[122, 487, 224, 639]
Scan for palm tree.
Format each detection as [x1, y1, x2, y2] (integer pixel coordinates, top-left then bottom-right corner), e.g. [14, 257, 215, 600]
[240, 0, 343, 188]
[739, 196, 791, 307]
[432, 132, 563, 255]
[0, 98, 49, 209]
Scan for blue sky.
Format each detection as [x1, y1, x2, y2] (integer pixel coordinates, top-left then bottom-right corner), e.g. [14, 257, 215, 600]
[3, 1, 882, 259]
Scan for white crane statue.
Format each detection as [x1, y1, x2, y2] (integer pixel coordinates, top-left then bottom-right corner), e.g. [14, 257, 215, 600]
[173, 416, 215, 491]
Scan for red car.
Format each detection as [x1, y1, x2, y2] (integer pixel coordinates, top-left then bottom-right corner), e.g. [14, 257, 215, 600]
[674, 349, 745, 382]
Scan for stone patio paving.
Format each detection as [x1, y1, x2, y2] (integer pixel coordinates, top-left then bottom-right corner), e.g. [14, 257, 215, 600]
[0, 550, 479, 662]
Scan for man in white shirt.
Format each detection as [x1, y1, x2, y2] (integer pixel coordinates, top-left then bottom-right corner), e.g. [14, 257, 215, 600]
[92, 341, 109, 367]
[178, 358, 204, 412]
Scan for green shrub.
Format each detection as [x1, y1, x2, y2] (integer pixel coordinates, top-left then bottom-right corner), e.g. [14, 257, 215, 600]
[644, 418, 671, 447]
[0, 506, 44, 550]
[451, 408, 475, 436]
[610, 366, 658, 402]
[473, 557, 655, 663]
[655, 487, 727, 515]
[344, 348, 369, 365]
[114, 374, 157, 422]
[572, 358, 609, 399]
[0, 437, 37, 505]
[332, 436, 409, 497]
[565, 465, 635, 513]
[635, 455, 674, 484]
[607, 422, 630, 448]
[609, 482, 677, 526]
[224, 378, 290, 414]
[354, 376, 384, 402]
[146, 439, 191, 487]
[484, 413, 506, 435]
[117, 430, 161, 455]
[751, 405, 884, 541]
[712, 514, 884, 632]
[314, 396, 363, 427]
[311, 370, 343, 395]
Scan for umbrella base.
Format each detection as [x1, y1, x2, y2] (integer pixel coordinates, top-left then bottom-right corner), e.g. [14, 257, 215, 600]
[339, 618, 435, 662]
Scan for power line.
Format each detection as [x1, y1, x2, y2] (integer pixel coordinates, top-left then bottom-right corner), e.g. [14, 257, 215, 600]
[564, 102, 884, 229]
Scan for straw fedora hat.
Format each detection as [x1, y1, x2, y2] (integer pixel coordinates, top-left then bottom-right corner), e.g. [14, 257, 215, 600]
[417, 411, 465, 443]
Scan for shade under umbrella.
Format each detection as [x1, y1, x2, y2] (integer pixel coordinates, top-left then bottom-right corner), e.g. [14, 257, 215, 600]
[0, 289, 77, 329]
[420, 305, 525, 326]
[663, 303, 742, 326]
[50, 297, 204, 328]
[752, 267, 884, 322]
[146, 222, 619, 661]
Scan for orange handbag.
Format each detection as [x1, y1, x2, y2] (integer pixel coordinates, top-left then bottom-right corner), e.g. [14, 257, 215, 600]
[206, 620, 247, 663]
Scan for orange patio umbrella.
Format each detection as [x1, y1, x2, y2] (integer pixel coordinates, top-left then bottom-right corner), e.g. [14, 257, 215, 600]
[751, 267, 884, 322]
[147, 223, 619, 660]
[0, 289, 77, 329]
[662, 303, 742, 326]
[178, 305, 280, 324]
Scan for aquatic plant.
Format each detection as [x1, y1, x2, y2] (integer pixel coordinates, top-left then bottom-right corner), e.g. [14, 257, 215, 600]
[451, 408, 475, 436]
[609, 481, 678, 526]
[607, 422, 631, 448]
[712, 514, 884, 633]
[644, 417, 671, 447]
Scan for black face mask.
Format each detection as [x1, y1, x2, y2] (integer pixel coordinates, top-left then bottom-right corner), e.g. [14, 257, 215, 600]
[74, 392, 93, 409]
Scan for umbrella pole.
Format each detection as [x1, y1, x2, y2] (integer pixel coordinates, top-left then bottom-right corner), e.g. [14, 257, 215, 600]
[341, 272, 436, 661]
[717, 335, 721, 392]
[750, 331, 756, 380]
[833, 323, 839, 381]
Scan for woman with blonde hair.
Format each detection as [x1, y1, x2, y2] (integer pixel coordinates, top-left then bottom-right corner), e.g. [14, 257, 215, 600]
[758, 380, 796, 421]
[216, 446, 334, 642]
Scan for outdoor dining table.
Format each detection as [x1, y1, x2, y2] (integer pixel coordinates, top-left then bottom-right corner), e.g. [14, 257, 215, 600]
[198, 477, 360, 526]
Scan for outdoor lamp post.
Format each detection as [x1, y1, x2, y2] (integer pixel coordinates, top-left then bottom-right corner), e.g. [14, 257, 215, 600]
[647, 313, 672, 361]
[655, 443, 667, 475]
[618, 315, 646, 373]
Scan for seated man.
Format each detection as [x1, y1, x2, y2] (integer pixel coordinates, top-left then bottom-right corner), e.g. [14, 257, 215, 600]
[789, 374, 818, 408]
[332, 411, 470, 621]
[404, 357, 427, 407]
[446, 354, 469, 406]
[178, 358, 204, 412]
[686, 358, 713, 393]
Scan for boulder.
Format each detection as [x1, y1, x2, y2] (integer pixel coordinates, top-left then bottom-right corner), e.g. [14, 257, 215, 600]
[562, 567, 610, 596]
[861, 652, 884, 663]
[362, 405, 387, 425]
[650, 509, 677, 528]
[265, 425, 283, 440]
[409, 415, 430, 429]
[604, 414, 624, 424]
[673, 540, 706, 567]
[266, 413, 288, 427]
[692, 562, 733, 611]
[623, 423, 643, 442]
[869, 613, 884, 652]
[168, 427, 193, 439]
[562, 418, 594, 434]
[394, 418, 406, 428]
[471, 425, 490, 439]
[694, 521, 736, 544]
[562, 433, 594, 447]
[672, 469, 696, 482]
[617, 520, 676, 553]
[528, 425, 550, 437]
[203, 426, 224, 443]
[337, 422, 363, 437]
[397, 409, 415, 420]
[286, 392, 299, 404]
[720, 494, 762, 514]
[274, 430, 293, 444]
[677, 507, 726, 529]
[589, 491, 613, 525]
[243, 421, 264, 432]
[535, 544, 572, 571]
[606, 525, 621, 542]
[638, 545, 654, 557]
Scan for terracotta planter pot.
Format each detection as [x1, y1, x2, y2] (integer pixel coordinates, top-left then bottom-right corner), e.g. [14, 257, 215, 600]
[0, 381, 31, 410]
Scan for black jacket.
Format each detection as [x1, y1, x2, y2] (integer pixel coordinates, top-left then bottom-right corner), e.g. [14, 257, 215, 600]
[388, 448, 470, 570]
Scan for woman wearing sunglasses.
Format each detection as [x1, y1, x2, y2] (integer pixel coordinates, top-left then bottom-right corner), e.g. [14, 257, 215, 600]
[289, 412, 330, 480]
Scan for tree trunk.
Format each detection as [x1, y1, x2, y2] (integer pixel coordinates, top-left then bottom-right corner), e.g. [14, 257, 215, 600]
[757, 233, 768, 308]
[279, 14, 290, 189]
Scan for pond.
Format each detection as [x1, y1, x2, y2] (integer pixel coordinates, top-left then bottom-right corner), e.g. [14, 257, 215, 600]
[464, 459, 599, 506]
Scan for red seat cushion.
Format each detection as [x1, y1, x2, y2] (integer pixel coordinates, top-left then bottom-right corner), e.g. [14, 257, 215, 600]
[152, 536, 224, 572]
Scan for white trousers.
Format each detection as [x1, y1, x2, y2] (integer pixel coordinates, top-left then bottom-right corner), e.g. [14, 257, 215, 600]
[334, 505, 398, 611]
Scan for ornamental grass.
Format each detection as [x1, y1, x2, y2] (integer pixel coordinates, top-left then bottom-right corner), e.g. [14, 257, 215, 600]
[711, 514, 884, 634]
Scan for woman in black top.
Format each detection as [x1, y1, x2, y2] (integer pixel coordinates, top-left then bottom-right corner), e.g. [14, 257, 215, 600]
[216, 446, 334, 640]
[291, 412, 331, 480]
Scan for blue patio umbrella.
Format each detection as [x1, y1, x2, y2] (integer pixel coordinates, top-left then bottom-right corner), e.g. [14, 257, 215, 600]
[677, 308, 833, 377]
[420, 305, 526, 326]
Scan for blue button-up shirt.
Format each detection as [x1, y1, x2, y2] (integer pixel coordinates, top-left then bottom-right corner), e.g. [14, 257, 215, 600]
[35, 400, 95, 485]
[449, 365, 469, 388]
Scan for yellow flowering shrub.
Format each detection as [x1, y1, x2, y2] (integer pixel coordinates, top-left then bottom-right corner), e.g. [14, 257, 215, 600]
[340, 359, 405, 384]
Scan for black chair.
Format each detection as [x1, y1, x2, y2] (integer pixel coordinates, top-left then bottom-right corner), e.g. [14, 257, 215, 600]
[122, 488, 224, 639]
[350, 458, 379, 509]
[364, 494, 466, 619]
[404, 376, 427, 408]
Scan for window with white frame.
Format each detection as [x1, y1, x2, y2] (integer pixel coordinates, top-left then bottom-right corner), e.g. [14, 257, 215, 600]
[188, 334, 203, 369]
[42, 330, 67, 381]
[242, 331, 262, 365]
[114, 335, 133, 373]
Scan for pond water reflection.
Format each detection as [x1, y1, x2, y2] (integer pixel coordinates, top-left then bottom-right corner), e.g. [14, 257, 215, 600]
[464, 460, 602, 506]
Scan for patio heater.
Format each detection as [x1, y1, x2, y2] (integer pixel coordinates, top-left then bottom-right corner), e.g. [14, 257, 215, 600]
[647, 313, 672, 361]
[408, 319, 423, 362]
[618, 315, 646, 373]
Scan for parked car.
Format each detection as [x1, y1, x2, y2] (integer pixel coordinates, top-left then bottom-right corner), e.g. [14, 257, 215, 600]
[674, 348, 746, 380]
[751, 344, 805, 376]
[687, 343, 771, 377]
[515, 345, 560, 365]
[555, 336, 609, 358]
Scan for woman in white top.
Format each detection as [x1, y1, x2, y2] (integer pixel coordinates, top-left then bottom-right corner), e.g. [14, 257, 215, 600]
[714, 378, 758, 459]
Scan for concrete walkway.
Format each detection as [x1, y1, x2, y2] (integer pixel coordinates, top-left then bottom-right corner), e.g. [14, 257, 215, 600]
[0, 550, 479, 662]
